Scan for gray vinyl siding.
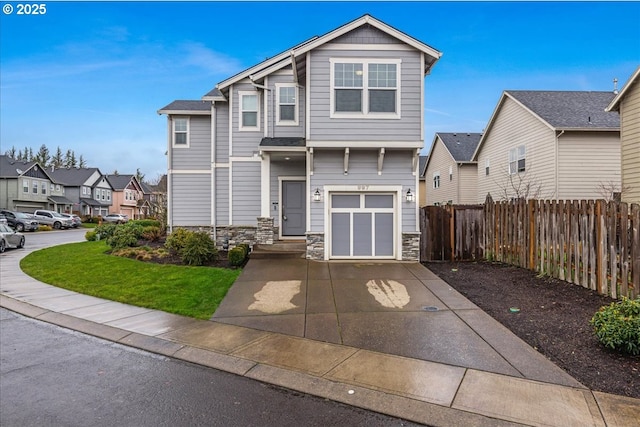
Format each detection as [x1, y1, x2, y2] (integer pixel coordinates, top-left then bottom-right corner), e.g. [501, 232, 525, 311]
[308, 48, 423, 142]
[215, 104, 230, 164]
[266, 74, 306, 139]
[231, 161, 261, 225]
[231, 82, 263, 157]
[172, 116, 211, 170]
[619, 79, 640, 203]
[170, 173, 211, 226]
[270, 160, 305, 228]
[557, 131, 621, 200]
[334, 26, 400, 45]
[309, 149, 415, 232]
[476, 97, 556, 202]
[215, 167, 229, 224]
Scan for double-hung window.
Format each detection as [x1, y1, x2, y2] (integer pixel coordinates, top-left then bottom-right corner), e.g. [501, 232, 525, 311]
[41, 182, 47, 195]
[509, 145, 526, 175]
[23, 179, 29, 193]
[32, 181, 38, 194]
[239, 91, 259, 130]
[331, 59, 400, 118]
[433, 172, 441, 189]
[173, 117, 189, 147]
[276, 84, 298, 125]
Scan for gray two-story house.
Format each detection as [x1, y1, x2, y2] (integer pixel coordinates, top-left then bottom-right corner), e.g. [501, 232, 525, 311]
[48, 167, 113, 217]
[159, 15, 441, 261]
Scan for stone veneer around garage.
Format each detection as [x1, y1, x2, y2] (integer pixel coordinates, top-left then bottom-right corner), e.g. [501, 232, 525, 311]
[402, 232, 421, 261]
[306, 232, 324, 260]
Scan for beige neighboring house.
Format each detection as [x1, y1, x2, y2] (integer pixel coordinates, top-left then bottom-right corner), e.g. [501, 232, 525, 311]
[418, 155, 428, 206]
[606, 66, 640, 204]
[472, 91, 621, 203]
[424, 132, 481, 205]
[105, 174, 145, 219]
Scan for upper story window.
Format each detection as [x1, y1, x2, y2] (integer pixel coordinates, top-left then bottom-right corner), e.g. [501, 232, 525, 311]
[276, 84, 298, 125]
[485, 158, 490, 176]
[32, 181, 38, 194]
[330, 58, 401, 119]
[433, 172, 440, 189]
[449, 165, 453, 181]
[173, 117, 189, 147]
[50, 183, 54, 193]
[41, 182, 47, 194]
[23, 179, 29, 193]
[239, 91, 259, 131]
[509, 145, 526, 175]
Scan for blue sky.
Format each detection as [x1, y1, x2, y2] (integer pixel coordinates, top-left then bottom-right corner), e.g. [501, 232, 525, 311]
[1, 1, 638, 180]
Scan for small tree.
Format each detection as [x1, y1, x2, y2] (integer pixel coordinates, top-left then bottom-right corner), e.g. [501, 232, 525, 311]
[492, 168, 549, 201]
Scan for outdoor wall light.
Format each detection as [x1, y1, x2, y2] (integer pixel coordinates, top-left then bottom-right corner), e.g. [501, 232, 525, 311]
[405, 189, 414, 203]
[313, 188, 321, 202]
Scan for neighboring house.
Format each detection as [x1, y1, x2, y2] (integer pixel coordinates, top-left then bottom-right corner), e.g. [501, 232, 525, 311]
[141, 176, 167, 219]
[106, 174, 145, 219]
[606, 66, 640, 204]
[424, 132, 481, 205]
[48, 167, 113, 217]
[418, 155, 428, 206]
[0, 155, 73, 213]
[472, 91, 621, 203]
[159, 14, 442, 261]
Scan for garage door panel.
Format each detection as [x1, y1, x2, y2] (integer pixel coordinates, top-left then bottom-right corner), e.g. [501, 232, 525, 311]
[353, 213, 372, 256]
[331, 213, 351, 256]
[375, 213, 394, 256]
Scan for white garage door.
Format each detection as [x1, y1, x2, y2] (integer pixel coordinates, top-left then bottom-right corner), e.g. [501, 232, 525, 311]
[329, 193, 395, 259]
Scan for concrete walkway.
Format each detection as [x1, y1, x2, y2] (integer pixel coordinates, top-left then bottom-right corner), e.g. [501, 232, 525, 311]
[1, 247, 639, 426]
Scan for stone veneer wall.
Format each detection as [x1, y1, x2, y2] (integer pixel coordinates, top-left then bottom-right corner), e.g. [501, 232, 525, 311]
[306, 232, 324, 260]
[214, 226, 257, 250]
[256, 217, 274, 245]
[402, 232, 420, 261]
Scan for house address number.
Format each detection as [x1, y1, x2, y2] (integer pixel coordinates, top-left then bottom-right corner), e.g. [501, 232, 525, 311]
[357, 185, 369, 190]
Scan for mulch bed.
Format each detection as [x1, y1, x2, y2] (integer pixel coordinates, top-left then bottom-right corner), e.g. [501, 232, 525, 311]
[425, 260, 639, 399]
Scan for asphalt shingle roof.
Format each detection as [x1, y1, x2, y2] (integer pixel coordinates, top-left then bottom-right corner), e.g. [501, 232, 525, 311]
[159, 100, 212, 112]
[418, 155, 428, 178]
[48, 167, 101, 186]
[507, 91, 619, 129]
[437, 133, 482, 162]
[0, 155, 35, 178]
[106, 174, 135, 191]
[259, 137, 306, 147]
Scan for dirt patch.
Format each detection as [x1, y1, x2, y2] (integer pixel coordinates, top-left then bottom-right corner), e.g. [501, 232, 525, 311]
[425, 260, 639, 399]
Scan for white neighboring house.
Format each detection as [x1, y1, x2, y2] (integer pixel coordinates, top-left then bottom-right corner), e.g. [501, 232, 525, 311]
[472, 91, 621, 203]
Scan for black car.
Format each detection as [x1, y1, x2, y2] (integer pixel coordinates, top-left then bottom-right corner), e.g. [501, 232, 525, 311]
[0, 210, 39, 232]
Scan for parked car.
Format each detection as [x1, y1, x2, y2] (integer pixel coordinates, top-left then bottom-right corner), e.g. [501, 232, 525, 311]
[32, 210, 74, 229]
[0, 223, 25, 253]
[0, 213, 6, 224]
[0, 210, 39, 232]
[60, 213, 82, 228]
[103, 213, 129, 224]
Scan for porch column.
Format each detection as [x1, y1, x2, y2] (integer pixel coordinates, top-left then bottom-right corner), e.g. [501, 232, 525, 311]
[261, 153, 271, 217]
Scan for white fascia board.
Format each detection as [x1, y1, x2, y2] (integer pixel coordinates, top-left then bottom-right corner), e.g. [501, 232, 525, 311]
[606, 66, 640, 112]
[259, 146, 307, 153]
[157, 110, 211, 116]
[250, 57, 292, 82]
[201, 95, 227, 102]
[307, 140, 424, 149]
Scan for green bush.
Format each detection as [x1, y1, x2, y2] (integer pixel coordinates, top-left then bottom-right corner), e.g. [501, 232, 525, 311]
[133, 219, 162, 228]
[106, 222, 144, 250]
[180, 231, 218, 266]
[94, 223, 117, 240]
[590, 297, 640, 356]
[141, 226, 164, 242]
[85, 231, 98, 241]
[165, 228, 192, 254]
[229, 246, 247, 267]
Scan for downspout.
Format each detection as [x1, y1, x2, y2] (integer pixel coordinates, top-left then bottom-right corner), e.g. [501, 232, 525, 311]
[211, 103, 217, 243]
[555, 130, 564, 200]
[166, 116, 173, 232]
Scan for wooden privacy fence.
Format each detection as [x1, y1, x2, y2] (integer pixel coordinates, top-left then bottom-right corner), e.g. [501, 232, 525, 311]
[421, 196, 640, 299]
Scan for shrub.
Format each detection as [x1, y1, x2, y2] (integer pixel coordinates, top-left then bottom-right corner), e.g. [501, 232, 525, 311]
[106, 222, 144, 250]
[179, 231, 218, 266]
[38, 225, 52, 232]
[85, 231, 98, 241]
[229, 245, 247, 267]
[165, 228, 191, 254]
[94, 223, 117, 240]
[133, 219, 162, 228]
[590, 297, 640, 356]
[141, 226, 164, 242]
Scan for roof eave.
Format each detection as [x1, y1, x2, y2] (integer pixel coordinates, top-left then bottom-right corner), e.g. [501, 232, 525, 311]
[605, 66, 640, 112]
[157, 109, 211, 116]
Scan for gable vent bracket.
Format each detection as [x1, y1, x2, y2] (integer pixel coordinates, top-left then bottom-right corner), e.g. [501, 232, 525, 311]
[378, 148, 385, 175]
[412, 148, 420, 176]
[344, 148, 350, 175]
[309, 147, 314, 176]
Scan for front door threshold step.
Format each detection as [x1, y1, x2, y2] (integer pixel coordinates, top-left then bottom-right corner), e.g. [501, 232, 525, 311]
[251, 242, 306, 259]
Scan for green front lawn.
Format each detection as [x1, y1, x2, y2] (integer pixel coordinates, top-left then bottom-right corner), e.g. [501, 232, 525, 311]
[20, 241, 240, 319]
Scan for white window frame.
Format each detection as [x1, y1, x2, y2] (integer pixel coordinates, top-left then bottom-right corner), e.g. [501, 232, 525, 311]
[41, 182, 47, 195]
[509, 145, 526, 175]
[449, 165, 453, 181]
[433, 171, 440, 189]
[239, 91, 260, 131]
[172, 117, 189, 147]
[32, 181, 38, 194]
[23, 179, 29, 193]
[329, 58, 401, 119]
[485, 158, 490, 176]
[275, 83, 298, 126]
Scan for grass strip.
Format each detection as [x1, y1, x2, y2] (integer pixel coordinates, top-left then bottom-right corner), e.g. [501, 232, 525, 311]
[20, 241, 240, 319]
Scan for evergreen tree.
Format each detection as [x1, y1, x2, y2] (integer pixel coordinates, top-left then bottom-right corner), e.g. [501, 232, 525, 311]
[5, 146, 17, 159]
[78, 155, 87, 168]
[35, 144, 50, 166]
[52, 147, 64, 168]
[135, 168, 145, 183]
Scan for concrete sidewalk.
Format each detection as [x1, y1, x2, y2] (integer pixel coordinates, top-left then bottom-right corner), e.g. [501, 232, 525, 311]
[1, 248, 638, 426]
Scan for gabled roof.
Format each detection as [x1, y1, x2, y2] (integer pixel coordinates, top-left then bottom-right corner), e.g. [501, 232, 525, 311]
[472, 90, 620, 161]
[201, 14, 441, 99]
[418, 155, 428, 178]
[157, 100, 212, 115]
[48, 167, 105, 187]
[105, 174, 141, 191]
[436, 133, 482, 162]
[0, 155, 55, 181]
[506, 91, 619, 130]
[606, 66, 640, 112]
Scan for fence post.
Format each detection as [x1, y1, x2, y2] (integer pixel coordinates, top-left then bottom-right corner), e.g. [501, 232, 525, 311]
[596, 200, 604, 295]
[528, 199, 535, 270]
